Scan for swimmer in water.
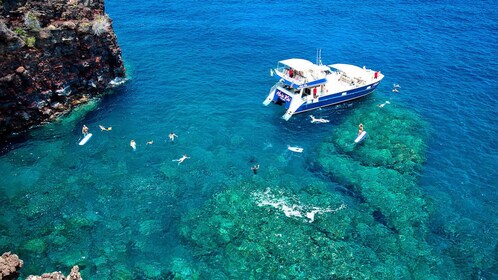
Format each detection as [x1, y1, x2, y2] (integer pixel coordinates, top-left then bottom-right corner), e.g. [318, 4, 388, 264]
[392, 83, 400, 92]
[146, 140, 153, 145]
[310, 115, 330, 123]
[172, 154, 190, 165]
[99, 125, 112, 131]
[251, 164, 260, 174]
[378, 101, 391, 108]
[130, 140, 136, 151]
[169, 132, 178, 142]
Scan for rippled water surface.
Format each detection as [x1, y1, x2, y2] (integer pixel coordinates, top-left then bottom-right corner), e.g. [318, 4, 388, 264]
[1, 0, 497, 278]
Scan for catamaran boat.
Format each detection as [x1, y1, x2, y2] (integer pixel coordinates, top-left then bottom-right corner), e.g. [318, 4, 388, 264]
[263, 54, 384, 120]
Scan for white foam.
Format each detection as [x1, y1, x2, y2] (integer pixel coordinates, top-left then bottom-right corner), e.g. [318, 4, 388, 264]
[109, 77, 127, 87]
[252, 188, 346, 223]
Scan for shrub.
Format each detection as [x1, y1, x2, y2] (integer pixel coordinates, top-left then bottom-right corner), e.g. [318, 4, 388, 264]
[26, 36, 36, 48]
[14, 27, 27, 38]
[92, 14, 110, 36]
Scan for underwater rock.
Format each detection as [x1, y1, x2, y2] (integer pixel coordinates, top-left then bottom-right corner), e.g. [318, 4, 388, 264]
[169, 258, 198, 279]
[21, 239, 46, 255]
[52, 250, 88, 272]
[318, 104, 430, 234]
[135, 262, 162, 279]
[178, 181, 446, 279]
[138, 220, 163, 236]
[112, 264, 133, 280]
[315, 103, 449, 277]
[0, 252, 23, 280]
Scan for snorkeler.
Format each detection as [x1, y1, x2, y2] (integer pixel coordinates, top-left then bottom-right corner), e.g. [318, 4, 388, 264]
[392, 83, 400, 92]
[169, 132, 178, 142]
[251, 164, 260, 174]
[99, 125, 112, 131]
[130, 140, 136, 151]
[310, 115, 330, 123]
[172, 154, 190, 165]
[379, 101, 391, 108]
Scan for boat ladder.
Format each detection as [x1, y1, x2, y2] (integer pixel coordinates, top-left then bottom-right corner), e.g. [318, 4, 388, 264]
[263, 84, 278, 106]
[282, 97, 304, 121]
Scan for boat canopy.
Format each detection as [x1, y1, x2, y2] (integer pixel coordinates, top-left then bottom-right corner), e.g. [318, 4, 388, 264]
[280, 59, 315, 71]
[329, 63, 367, 77]
[279, 59, 329, 73]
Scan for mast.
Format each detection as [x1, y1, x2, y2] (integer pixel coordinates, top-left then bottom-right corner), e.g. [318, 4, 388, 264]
[316, 48, 322, 66]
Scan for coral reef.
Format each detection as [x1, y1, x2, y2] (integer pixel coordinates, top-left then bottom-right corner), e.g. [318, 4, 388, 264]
[0, 0, 125, 138]
[317, 104, 430, 236]
[0, 252, 23, 280]
[178, 180, 443, 279]
[175, 103, 462, 279]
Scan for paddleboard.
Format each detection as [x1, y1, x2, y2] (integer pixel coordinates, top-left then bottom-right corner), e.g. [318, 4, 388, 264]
[79, 133, 92, 146]
[288, 145, 303, 153]
[354, 131, 367, 143]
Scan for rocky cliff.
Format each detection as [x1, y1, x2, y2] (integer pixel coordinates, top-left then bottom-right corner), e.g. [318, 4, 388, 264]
[0, 0, 125, 138]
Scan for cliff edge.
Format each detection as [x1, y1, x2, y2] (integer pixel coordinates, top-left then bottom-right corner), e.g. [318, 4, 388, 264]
[0, 0, 125, 138]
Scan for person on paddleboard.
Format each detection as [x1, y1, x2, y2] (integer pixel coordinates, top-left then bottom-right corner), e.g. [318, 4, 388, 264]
[82, 125, 89, 136]
[358, 123, 364, 136]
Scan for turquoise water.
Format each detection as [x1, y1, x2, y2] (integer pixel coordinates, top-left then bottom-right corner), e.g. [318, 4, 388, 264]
[1, 0, 497, 278]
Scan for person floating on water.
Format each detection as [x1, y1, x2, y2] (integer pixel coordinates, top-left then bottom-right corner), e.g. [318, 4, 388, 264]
[310, 115, 330, 123]
[251, 164, 260, 174]
[358, 123, 364, 136]
[99, 125, 112, 131]
[379, 101, 391, 108]
[392, 83, 400, 92]
[130, 140, 136, 151]
[82, 125, 89, 136]
[169, 132, 178, 142]
[173, 154, 190, 165]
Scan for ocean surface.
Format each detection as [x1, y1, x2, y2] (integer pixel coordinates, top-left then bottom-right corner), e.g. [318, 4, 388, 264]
[1, 0, 497, 279]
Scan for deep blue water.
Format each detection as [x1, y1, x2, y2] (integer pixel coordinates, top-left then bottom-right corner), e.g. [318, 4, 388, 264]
[1, 0, 497, 278]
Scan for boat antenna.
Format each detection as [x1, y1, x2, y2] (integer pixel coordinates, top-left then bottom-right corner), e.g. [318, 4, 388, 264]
[316, 48, 322, 65]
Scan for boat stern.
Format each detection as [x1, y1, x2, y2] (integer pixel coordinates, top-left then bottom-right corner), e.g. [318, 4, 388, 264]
[262, 85, 305, 121]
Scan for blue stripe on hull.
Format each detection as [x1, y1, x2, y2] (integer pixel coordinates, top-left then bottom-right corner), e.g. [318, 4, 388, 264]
[294, 84, 378, 113]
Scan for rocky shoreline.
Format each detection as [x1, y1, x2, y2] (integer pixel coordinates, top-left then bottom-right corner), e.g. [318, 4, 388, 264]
[1, 252, 82, 280]
[0, 0, 125, 139]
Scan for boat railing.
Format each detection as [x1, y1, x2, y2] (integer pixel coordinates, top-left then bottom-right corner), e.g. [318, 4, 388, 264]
[277, 67, 309, 84]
